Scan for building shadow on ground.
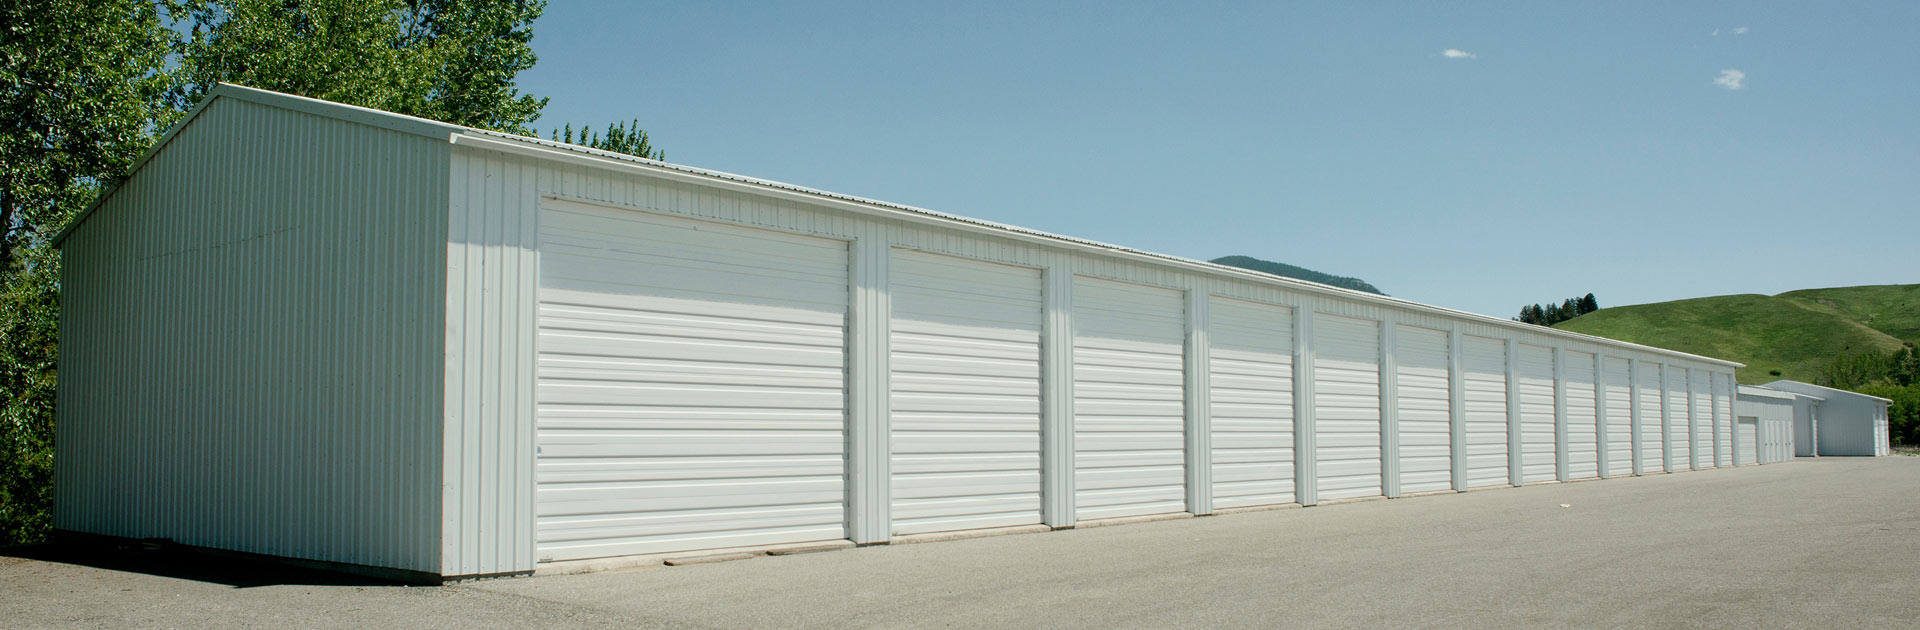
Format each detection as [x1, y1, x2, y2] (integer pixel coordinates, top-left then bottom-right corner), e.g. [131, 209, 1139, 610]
[0, 539, 403, 589]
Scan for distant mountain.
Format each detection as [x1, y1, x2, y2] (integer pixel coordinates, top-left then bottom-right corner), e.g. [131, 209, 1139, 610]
[1210, 255, 1385, 295]
[1552, 284, 1918, 384]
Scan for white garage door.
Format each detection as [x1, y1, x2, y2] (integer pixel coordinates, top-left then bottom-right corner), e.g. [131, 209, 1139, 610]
[1714, 375, 1733, 466]
[1208, 297, 1295, 509]
[1516, 344, 1557, 484]
[1313, 314, 1382, 501]
[1604, 357, 1634, 477]
[535, 201, 849, 562]
[1462, 336, 1509, 488]
[1564, 351, 1599, 480]
[1666, 367, 1691, 471]
[1637, 364, 1665, 473]
[1736, 417, 1758, 466]
[1691, 370, 1713, 469]
[1395, 325, 1452, 495]
[1074, 276, 1185, 521]
[889, 250, 1042, 536]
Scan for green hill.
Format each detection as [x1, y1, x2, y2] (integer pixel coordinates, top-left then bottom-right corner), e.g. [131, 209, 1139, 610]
[1552, 285, 1917, 384]
[1211, 255, 1384, 295]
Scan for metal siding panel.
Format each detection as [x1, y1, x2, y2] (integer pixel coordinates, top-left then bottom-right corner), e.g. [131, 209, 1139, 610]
[1207, 297, 1296, 509]
[1603, 357, 1635, 477]
[1690, 370, 1712, 468]
[888, 250, 1043, 535]
[1564, 351, 1600, 479]
[1395, 325, 1452, 494]
[1517, 344, 1557, 483]
[532, 200, 850, 561]
[55, 98, 447, 574]
[1073, 276, 1186, 521]
[1461, 336, 1509, 488]
[1715, 375, 1734, 466]
[1313, 314, 1382, 500]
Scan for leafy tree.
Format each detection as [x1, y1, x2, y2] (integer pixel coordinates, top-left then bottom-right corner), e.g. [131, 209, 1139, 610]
[1, 0, 177, 546]
[1515, 294, 1602, 326]
[174, 0, 548, 134]
[551, 119, 664, 161]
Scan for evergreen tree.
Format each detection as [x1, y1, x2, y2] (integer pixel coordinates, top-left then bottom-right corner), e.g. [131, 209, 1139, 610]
[1578, 293, 1599, 314]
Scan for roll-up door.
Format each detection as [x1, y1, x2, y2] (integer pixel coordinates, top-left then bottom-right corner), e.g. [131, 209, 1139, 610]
[535, 201, 850, 562]
[1603, 358, 1634, 477]
[1208, 297, 1294, 509]
[1564, 351, 1599, 480]
[1313, 314, 1383, 501]
[1637, 363, 1665, 473]
[1691, 370, 1712, 468]
[1073, 276, 1185, 521]
[1395, 325, 1452, 494]
[1462, 336, 1509, 488]
[888, 250, 1043, 536]
[1516, 344, 1557, 484]
[1666, 367, 1691, 471]
[1736, 417, 1758, 466]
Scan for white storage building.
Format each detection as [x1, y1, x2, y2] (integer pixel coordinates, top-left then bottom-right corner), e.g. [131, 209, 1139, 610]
[55, 85, 1758, 582]
[1762, 380, 1893, 457]
[1733, 385, 1802, 465]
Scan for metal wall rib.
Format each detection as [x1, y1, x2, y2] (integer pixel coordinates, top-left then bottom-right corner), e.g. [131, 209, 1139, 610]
[56, 97, 448, 573]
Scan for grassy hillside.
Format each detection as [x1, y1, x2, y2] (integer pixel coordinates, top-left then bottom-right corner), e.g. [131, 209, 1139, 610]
[1553, 289, 1913, 385]
[1211, 255, 1384, 295]
[1777, 284, 1920, 343]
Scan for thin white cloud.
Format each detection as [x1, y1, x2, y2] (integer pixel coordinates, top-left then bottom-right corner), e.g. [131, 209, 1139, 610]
[1441, 48, 1477, 60]
[1733, 26, 1749, 35]
[1711, 28, 1719, 37]
[1714, 69, 1747, 90]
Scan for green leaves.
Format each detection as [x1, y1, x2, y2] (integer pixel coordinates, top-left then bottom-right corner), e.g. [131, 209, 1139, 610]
[174, 0, 548, 134]
[549, 119, 664, 161]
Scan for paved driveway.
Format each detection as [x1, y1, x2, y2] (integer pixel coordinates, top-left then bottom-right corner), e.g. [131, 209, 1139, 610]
[6, 457, 1918, 629]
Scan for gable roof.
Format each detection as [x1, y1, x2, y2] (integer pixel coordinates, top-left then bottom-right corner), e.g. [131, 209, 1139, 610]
[55, 83, 1744, 369]
[1763, 380, 1893, 404]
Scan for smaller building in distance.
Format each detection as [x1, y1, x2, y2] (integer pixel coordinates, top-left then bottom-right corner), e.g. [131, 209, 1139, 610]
[1762, 380, 1893, 457]
[1732, 385, 1805, 465]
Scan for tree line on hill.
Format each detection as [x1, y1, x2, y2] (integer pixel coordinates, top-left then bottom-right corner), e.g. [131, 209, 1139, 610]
[1, 0, 667, 547]
[1515, 293, 1599, 326]
[1816, 345, 1920, 446]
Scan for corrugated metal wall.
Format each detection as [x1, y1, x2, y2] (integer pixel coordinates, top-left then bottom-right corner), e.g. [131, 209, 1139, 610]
[56, 97, 449, 573]
[443, 135, 1744, 560]
[61, 93, 1758, 576]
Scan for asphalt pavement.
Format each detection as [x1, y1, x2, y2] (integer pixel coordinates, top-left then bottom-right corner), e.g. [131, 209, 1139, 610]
[7, 456, 1917, 629]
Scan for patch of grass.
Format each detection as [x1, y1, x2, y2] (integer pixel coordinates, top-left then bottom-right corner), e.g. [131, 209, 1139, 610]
[1777, 284, 1920, 344]
[1552, 291, 1910, 384]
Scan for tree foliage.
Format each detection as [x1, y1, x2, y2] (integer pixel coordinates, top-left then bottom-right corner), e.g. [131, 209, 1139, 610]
[175, 0, 548, 134]
[1516, 293, 1600, 326]
[550, 120, 664, 161]
[1, 0, 177, 545]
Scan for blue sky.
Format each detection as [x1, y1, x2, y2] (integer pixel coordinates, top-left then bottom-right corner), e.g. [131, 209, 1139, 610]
[517, 1, 1917, 318]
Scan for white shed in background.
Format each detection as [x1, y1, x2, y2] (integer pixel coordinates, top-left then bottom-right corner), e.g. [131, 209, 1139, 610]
[1735, 385, 1803, 465]
[1763, 380, 1893, 457]
[53, 84, 1755, 582]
